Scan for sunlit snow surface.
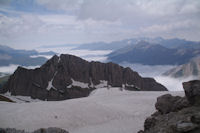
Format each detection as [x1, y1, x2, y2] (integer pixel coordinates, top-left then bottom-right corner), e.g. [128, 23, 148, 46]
[0, 88, 184, 133]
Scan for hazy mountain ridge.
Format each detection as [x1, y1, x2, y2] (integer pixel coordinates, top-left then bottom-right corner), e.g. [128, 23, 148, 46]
[72, 37, 200, 51]
[108, 41, 200, 65]
[0, 45, 56, 66]
[163, 57, 200, 78]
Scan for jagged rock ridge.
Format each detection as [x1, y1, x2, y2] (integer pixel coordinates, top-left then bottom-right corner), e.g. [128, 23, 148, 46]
[1, 54, 167, 101]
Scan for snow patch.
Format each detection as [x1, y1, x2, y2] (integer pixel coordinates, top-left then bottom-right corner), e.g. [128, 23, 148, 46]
[70, 78, 89, 88]
[46, 72, 58, 91]
[58, 56, 61, 63]
[95, 80, 108, 88]
[67, 79, 109, 89]
[125, 83, 141, 90]
[67, 84, 72, 88]
[2, 92, 41, 103]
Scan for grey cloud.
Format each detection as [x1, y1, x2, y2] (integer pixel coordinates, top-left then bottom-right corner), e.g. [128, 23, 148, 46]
[0, 0, 11, 6]
[0, 0, 200, 48]
[36, 0, 83, 12]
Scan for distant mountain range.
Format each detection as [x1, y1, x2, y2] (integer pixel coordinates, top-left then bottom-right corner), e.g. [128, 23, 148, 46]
[73, 39, 138, 51]
[70, 37, 200, 65]
[108, 41, 200, 65]
[163, 57, 200, 78]
[73, 37, 200, 51]
[0, 45, 56, 66]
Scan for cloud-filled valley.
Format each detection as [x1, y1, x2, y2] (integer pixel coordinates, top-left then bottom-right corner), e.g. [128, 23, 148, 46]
[1, 1, 200, 133]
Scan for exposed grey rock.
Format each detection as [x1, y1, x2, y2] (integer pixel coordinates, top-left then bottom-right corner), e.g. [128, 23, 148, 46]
[1, 54, 167, 101]
[33, 127, 68, 133]
[139, 80, 200, 133]
[155, 94, 189, 114]
[144, 116, 157, 130]
[137, 130, 144, 133]
[176, 121, 198, 132]
[0, 128, 68, 133]
[191, 113, 200, 124]
[183, 80, 200, 105]
[0, 128, 27, 133]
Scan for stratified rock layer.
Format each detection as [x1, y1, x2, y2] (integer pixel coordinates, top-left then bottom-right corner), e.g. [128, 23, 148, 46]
[1, 54, 167, 101]
[138, 80, 200, 133]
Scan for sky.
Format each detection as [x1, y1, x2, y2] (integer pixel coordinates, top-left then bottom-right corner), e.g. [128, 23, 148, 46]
[0, 0, 200, 49]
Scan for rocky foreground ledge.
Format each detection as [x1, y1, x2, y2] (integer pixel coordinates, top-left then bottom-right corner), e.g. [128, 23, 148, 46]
[138, 80, 200, 133]
[0, 127, 69, 133]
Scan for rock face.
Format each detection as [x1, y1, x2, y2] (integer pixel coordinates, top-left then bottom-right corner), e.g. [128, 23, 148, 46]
[183, 80, 200, 105]
[0, 54, 167, 101]
[155, 94, 189, 114]
[138, 80, 200, 133]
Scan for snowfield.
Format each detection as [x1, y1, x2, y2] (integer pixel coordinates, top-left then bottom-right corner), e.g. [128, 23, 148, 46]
[0, 88, 184, 133]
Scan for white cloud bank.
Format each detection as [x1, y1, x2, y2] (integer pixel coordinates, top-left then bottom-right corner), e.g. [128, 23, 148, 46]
[120, 63, 199, 91]
[155, 76, 199, 91]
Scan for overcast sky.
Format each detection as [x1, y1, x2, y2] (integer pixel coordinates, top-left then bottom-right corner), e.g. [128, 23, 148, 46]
[0, 0, 200, 49]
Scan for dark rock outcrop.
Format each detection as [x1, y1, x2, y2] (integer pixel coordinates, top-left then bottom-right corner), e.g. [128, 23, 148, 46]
[33, 127, 68, 133]
[0, 127, 68, 133]
[155, 94, 189, 114]
[138, 80, 200, 133]
[183, 80, 200, 105]
[0, 54, 167, 101]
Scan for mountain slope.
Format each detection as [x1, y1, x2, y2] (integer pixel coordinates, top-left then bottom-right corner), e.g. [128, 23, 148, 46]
[0, 54, 167, 101]
[108, 41, 200, 65]
[163, 57, 200, 78]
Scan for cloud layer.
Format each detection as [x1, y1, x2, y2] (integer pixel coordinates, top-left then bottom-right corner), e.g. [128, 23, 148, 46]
[0, 0, 200, 49]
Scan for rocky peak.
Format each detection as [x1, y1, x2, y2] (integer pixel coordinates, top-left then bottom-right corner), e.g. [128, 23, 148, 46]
[1, 54, 167, 101]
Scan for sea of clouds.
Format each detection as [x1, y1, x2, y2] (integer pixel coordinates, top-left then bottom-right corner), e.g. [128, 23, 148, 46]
[121, 62, 199, 91]
[0, 46, 198, 91]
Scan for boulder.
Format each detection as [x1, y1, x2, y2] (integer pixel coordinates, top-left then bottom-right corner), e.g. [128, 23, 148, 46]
[155, 94, 189, 114]
[183, 80, 200, 105]
[139, 80, 200, 133]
